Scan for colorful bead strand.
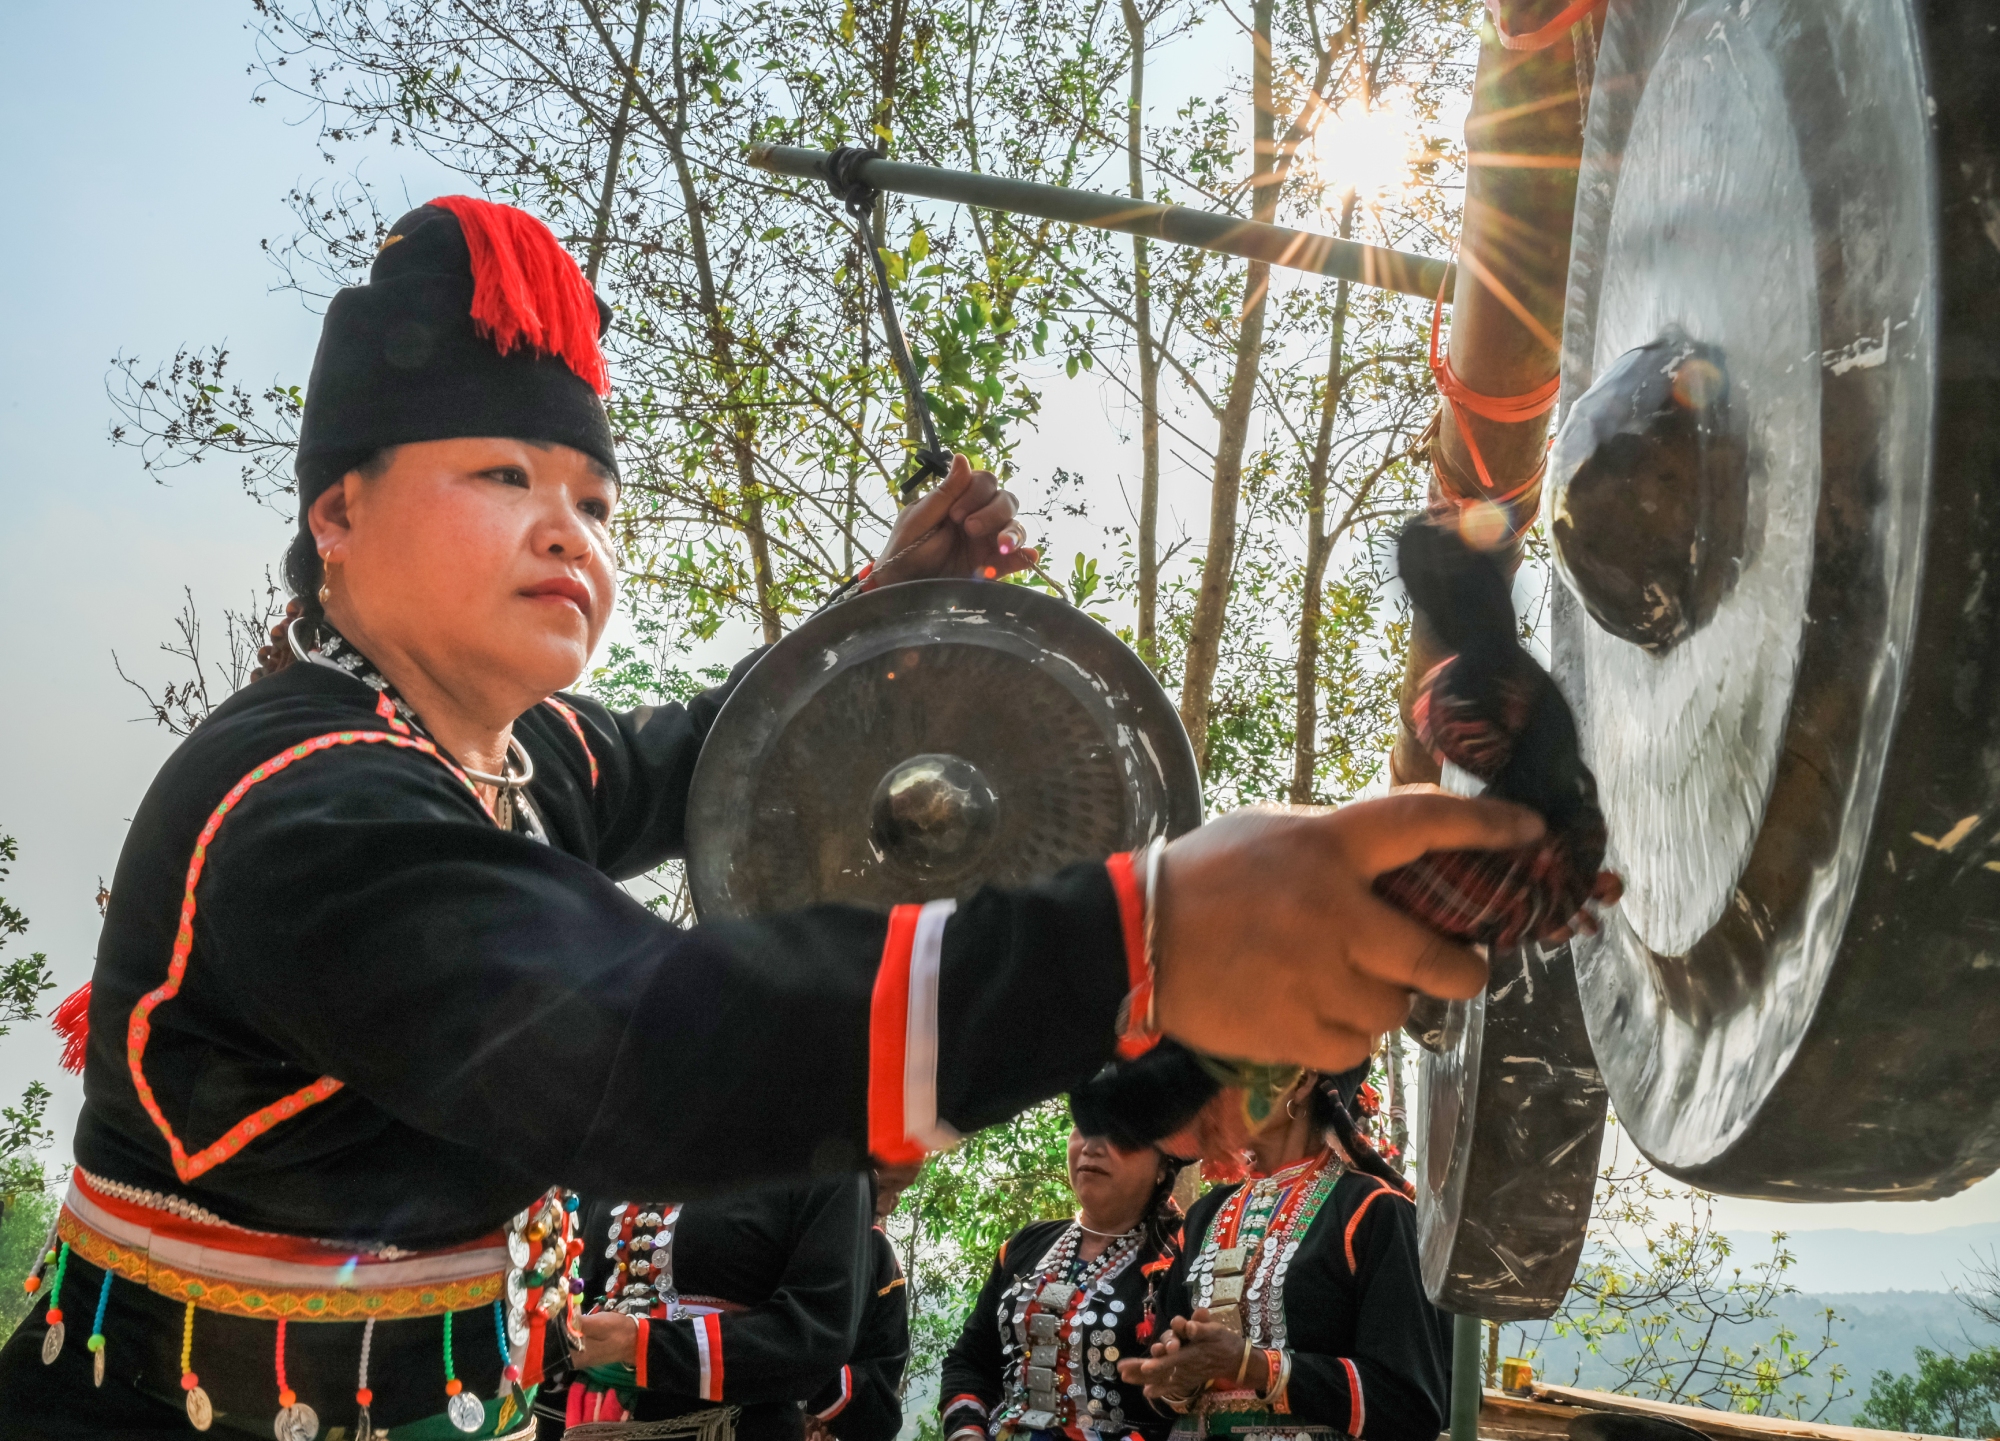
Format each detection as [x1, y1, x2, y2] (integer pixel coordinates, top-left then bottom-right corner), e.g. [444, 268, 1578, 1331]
[354, 1317, 376, 1441]
[443, 1308, 484, 1432]
[39, 1242, 70, 1365]
[493, 1298, 526, 1429]
[272, 1316, 319, 1440]
[87, 1265, 113, 1386]
[180, 1302, 213, 1429]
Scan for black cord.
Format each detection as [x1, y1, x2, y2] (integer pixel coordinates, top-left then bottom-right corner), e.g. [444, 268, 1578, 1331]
[826, 145, 954, 503]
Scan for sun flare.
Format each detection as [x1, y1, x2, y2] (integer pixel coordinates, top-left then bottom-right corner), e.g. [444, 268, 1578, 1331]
[1308, 92, 1419, 207]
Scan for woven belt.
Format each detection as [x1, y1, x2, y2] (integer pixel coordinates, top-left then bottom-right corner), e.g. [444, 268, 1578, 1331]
[58, 1167, 509, 1321]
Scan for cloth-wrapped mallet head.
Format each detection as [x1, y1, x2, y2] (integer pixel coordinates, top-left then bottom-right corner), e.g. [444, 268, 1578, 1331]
[1373, 515, 1611, 948]
[293, 195, 617, 506]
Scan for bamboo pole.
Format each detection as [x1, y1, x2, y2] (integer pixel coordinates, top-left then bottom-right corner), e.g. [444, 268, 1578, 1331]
[748, 143, 1454, 302]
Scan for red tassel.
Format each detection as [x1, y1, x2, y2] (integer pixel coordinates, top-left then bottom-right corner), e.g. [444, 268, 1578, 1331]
[52, 983, 90, 1075]
[425, 195, 610, 396]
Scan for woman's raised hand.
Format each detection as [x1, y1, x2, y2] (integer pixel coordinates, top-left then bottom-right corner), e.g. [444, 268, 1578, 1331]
[1149, 789, 1546, 1074]
[867, 454, 1038, 586]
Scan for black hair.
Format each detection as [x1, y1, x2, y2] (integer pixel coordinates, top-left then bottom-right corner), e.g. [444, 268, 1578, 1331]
[260, 447, 394, 678]
[1308, 1062, 1410, 1196]
[1135, 1153, 1186, 1262]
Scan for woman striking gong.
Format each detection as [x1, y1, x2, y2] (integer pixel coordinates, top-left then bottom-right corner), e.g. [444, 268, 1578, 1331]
[1, 196, 1543, 1438]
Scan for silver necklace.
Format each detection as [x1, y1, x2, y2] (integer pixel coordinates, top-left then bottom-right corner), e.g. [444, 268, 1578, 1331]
[1074, 1218, 1141, 1239]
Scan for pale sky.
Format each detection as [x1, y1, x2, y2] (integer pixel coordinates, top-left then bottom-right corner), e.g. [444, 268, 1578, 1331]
[1, 1, 1994, 1264]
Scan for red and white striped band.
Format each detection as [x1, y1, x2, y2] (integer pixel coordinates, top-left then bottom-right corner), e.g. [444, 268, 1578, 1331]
[633, 1317, 651, 1388]
[693, 1310, 725, 1402]
[868, 898, 961, 1165]
[1341, 1356, 1365, 1436]
[1105, 850, 1159, 1059]
[816, 1364, 854, 1419]
[866, 856, 1159, 1164]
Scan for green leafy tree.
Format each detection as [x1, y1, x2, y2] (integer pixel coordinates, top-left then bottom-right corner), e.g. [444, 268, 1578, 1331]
[0, 1185, 57, 1333]
[0, 827, 59, 1311]
[1857, 1346, 2000, 1438]
[0, 830, 56, 1200]
[1505, 1128, 1849, 1421]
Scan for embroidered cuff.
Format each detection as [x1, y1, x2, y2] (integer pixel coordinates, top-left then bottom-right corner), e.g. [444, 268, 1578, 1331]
[868, 899, 962, 1164]
[816, 1364, 854, 1419]
[692, 1312, 725, 1402]
[1106, 851, 1160, 1058]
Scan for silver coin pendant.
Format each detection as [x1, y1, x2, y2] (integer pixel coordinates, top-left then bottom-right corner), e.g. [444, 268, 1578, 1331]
[186, 1385, 215, 1430]
[40, 1320, 63, 1365]
[275, 1399, 320, 1441]
[449, 1387, 487, 1432]
[94, 1345, 107, 1387]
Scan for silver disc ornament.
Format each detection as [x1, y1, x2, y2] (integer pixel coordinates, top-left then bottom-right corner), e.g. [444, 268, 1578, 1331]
[40, 1320, 63, 1365]
[686, 580, 1202, 918]
[275, 1400, 321, 1441]
[187, 1384, 215, 1431]
[1550, 0, 2000, 1196]
[449, 1388, 487, 1432]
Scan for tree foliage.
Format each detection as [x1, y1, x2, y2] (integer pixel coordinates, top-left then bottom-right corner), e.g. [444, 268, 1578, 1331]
[0, 830, 58, 1242]
[1506, 1129, 1849, 1421]
[1857, 1346, 2000, 1438]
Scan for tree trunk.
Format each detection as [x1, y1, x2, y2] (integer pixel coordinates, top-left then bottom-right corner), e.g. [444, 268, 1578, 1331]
[584, 0, 654, 285]
[1179, 0, 1277, 771]
[661, 0, 781, 642]
[1120, 0, 1163, 672]
[1290, 191, 1360, 803]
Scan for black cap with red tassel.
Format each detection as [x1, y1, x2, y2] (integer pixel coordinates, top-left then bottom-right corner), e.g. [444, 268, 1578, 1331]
[294, 194, 617, 507]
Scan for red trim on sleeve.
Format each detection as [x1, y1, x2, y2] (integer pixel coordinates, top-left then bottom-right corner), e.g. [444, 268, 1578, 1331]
[1343, 1182, 1399, 1273]
[869, 906, 926, 1165]
[1341, 1357, 1365, 1435]
[1105, 853, 1159, 1059]
[818, 1365, 855, 1419]
[695, 1311, 725, 1401]
[632, 1317, 650, 1389]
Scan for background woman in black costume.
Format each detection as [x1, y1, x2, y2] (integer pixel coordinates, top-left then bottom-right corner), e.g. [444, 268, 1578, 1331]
[0, 193, 1537, 1438]
[938, 1084, 1191, 1441]
[1120, 1068, 1450, 1441]
[801, 1172, 912, 1441]
[546, 1177, 870, 1440]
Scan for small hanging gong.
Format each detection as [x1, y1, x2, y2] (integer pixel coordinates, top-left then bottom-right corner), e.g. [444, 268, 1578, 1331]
[685, 579, 1202, 919]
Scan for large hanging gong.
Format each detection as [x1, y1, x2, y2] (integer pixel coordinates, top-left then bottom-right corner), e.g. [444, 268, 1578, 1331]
[1549, 0, 2000, 1197]
[685, 579, 1202, 918]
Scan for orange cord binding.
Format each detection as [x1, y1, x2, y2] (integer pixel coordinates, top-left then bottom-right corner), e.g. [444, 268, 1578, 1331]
[1483, 0, 1603, 52]
[1428, 276, 1558, 506]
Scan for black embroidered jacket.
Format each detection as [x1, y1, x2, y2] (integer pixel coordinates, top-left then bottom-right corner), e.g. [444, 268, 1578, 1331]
[1152, 1173, 1451, 1441]
[47, 654, 1139, 1428]
[940, 1219, 1176, 1441]
[809, 1225, 910, 1441]
[564, 1178, 871, 1441]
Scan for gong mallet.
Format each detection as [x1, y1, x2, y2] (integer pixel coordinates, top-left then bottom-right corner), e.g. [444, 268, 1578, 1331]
[748, 144, 1455, 303]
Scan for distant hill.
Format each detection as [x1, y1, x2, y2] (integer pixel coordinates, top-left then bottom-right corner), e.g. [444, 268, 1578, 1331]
[1505, 1290, 2000, 1427]
[1726, 1223, 2000, 1296]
